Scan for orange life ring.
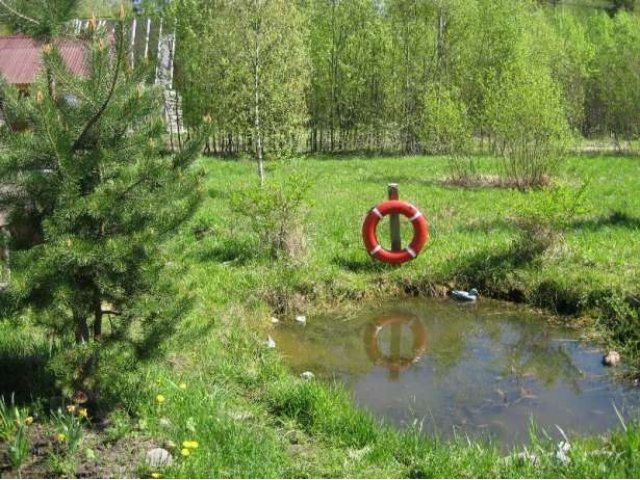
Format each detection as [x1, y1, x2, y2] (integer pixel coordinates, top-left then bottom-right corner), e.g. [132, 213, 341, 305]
[364, 315, 427, 373]
[362, 200, 429, 265]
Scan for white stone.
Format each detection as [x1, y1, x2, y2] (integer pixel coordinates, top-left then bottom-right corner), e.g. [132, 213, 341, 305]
[265, 335, 276, 348]
[555, 441, 571, 465]
[270, 317, 280, 324]
[145, 448, 173, 468]
[603, 350, 621, 367]
[300, 371, 315, 380]
[295, 315, 306, 324]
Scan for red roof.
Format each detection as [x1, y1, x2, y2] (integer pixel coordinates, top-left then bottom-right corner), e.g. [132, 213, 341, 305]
[0, 35, 86, 85]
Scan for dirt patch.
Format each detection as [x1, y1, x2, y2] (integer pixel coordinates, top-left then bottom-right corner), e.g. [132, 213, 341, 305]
[1, 423, 157, 479]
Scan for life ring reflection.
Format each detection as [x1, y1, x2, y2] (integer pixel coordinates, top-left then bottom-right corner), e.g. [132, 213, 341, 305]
[364, 314, 427, 379]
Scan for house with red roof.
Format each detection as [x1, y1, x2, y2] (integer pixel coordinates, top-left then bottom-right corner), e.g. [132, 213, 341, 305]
[0, 35, 87, 89]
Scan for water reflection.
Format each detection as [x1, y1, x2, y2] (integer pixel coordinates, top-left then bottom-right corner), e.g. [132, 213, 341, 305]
[363, 313, 427, 380]
[273, 298, 640, 446]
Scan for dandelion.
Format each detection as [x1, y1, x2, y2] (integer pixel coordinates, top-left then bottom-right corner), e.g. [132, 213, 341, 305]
[78, 408, 88, 418]
[151, 473, 162, 479]
[25, 416, 34, 425]
[66, 405, 76, 413]
[179, 382, 187, 390]
[180, 448, 190, 457]
[182, 440, 199, 449]
[156, 394, 165, 404]
[57, 433, 67, 443]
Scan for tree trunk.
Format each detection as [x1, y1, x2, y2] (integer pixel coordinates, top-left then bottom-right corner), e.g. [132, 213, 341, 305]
[75, 315, 90, 343]
[253, 2, 265, 184]
[93, 295, 103, 339]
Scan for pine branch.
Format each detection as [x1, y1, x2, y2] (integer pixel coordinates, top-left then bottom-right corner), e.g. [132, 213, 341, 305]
[0, 0, 40, 25]
[71, 21, 127, 152]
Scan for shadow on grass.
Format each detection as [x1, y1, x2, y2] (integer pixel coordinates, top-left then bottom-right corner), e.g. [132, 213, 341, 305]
[189, 238, 256, 265]
[333, 255, 390, 273]
[0, 341, 57, 404]
[446, 237, 548, 302]
[571, 210, 640, 231]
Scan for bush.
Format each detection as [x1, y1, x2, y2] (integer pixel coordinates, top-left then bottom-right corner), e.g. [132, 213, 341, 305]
[486, 62, 570, 189]
[230, 169, 312, 260]
[508, 182, 590, 250]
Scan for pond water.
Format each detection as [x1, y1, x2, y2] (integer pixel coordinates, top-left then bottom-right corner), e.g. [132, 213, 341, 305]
[272, 298, 640, 447]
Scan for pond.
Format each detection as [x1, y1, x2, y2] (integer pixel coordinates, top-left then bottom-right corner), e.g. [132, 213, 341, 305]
[272, 298, 640, 447]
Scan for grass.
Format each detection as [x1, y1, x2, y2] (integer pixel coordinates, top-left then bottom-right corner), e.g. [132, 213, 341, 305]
[1, 154, 640, 477]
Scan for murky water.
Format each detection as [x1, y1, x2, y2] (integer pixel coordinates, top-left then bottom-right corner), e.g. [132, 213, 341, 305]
[273, 298, 640, 447]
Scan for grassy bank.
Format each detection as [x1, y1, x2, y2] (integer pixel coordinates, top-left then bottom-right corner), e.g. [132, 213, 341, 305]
[2, 154, 640, 478]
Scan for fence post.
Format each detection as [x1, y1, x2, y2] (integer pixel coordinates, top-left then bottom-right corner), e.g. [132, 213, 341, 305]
[388, 183, 401, 252]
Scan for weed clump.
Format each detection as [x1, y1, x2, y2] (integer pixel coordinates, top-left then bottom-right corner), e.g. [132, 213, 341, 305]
[230, 170, 312, 261]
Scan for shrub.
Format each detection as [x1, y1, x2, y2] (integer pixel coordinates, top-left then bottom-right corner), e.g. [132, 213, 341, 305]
[486, 62, 570, 189]
[230, 169, 312, 260]
[508, 182, 590, 250]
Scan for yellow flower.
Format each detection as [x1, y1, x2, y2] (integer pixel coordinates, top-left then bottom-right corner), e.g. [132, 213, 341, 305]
[156, 394, 165, 404]
[180, 448, 190, 457]
[78, 408, 88, 418]
[151, 473, 162, 479]
[57, 433, 67, 443]
[182, 440, 199, 449]
[25, 416, 34, 426]
[66, 405, 76, 413]
[179, 382, 187, 390]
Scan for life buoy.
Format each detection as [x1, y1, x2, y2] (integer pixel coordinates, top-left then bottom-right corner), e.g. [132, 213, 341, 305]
[362, 200, 429, 265]
[364, 315, 427, 373]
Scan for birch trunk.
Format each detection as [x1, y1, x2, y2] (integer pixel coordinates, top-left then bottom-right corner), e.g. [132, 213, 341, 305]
[254, 0, 265, 184]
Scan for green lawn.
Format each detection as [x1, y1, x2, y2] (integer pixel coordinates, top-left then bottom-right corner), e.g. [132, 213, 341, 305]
[2, 154, 640, 478]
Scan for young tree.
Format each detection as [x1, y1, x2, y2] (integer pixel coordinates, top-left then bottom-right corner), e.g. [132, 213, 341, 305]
[175, 0, 308, 182]
[0, 1, 207, 383]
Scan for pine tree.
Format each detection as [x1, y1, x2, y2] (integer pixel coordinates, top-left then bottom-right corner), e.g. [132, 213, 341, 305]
[0, 1, 207, 382]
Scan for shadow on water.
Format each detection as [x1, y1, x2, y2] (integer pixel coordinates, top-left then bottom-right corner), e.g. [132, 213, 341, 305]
[272, 298, 640, 447]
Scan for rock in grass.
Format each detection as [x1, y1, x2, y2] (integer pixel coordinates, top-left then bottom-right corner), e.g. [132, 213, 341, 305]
[300, 371, 315, 380]
[146, 448, 173, 468]
[603, 350, 621, 367]
[265, 335, 276, 348]
[555, 441, 571, 465]
[271, 316, 280, 324]
[295, 315, 307, 324]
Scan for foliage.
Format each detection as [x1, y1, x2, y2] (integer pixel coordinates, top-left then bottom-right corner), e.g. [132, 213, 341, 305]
[421, 84, 470, 155]
[170, 0, 640, 157]
[175, 0, 309, 170]
[52, 405, 88, 453]
[0, 394, 32, 470]
[587, 12, 640, 145]
[508, 182, 591, 256]
[485, 59, 570, 188]
[0, 3, 207, 396]
[229, 169, 312, 260]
